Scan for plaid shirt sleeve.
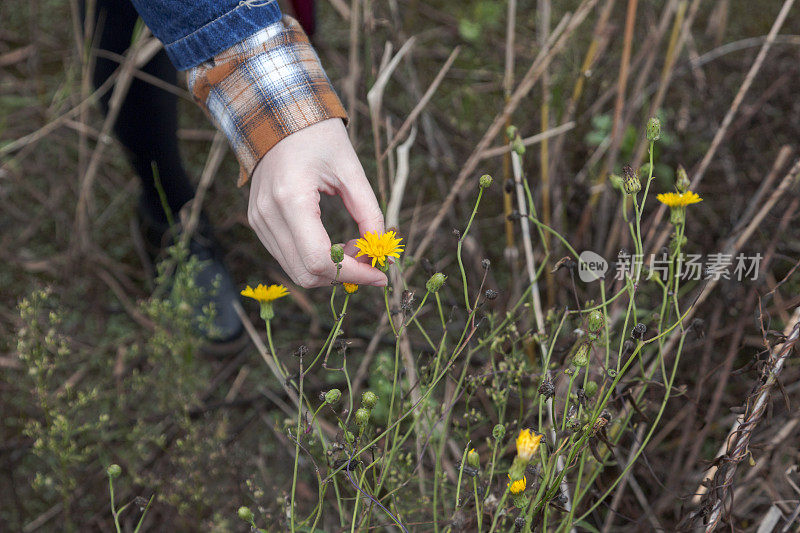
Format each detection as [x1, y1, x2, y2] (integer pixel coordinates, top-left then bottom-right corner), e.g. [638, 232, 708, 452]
[187, 16, 347, 186]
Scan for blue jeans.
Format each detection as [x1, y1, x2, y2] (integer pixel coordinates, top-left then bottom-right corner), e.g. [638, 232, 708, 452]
[129, 0, 282, 70]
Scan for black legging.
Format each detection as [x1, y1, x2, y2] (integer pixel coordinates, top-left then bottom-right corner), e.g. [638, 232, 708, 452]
[89, 0, 195, 224]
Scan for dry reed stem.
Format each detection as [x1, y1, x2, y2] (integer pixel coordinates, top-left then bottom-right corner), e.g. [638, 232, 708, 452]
[381, 46, 460, 158]
[703, 316, 800, 531]
[366, 37, 416, 204]
[480, 122, 575, 159]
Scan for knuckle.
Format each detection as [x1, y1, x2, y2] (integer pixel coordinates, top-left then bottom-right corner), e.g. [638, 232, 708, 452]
[305, 254, 331, 277]
[295, 272, 319, 289]
[271, 184, 294, 205]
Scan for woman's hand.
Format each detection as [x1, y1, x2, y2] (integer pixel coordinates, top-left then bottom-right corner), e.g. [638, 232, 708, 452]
[247, 118, 387, 288]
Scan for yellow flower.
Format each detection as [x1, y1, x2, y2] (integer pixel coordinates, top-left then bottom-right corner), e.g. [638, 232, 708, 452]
[508, 475, 526, 494]
[656, 191, 702, 208]
[355, 231, 404, 268]
[343, 283, 359, 294]
[516, 429, 542, 462]
[240, 284, 289, 304]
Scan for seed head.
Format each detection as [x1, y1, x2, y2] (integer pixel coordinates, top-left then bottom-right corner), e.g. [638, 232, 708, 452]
[481, 258, 491, 270]
[538, 377, 555, 399]
[631, 323, 647, 340]
[485, 289, 498, 300]
[622, 165, 641, 195]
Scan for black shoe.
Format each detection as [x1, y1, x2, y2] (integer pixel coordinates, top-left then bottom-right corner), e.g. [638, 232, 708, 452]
[137, 202, 246, 354]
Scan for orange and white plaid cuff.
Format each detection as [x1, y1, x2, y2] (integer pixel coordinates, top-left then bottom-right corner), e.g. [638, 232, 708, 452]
[187, 16, 347, 186]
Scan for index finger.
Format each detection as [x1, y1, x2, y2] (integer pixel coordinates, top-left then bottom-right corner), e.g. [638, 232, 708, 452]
[281, 194, 387, 287]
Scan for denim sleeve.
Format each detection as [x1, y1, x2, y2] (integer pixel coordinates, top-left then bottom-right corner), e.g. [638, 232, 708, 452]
[129, 0, 282, 70]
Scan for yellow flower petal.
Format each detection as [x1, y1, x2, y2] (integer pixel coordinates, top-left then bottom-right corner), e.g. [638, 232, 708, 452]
[355, 231, 405, 270]
[343, 283, 359, 294]
[516, 429, 543, 462]
[508, 475, 527, 494]
[240, 284, 289, 304]
[657, 190, 703, 208]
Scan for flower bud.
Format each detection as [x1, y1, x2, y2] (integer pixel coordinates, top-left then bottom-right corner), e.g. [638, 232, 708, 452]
[609, 173, 624, 191]
[330, 244, 344, 264]
[622, 165, 641, 195]
[237, 506, 254, 522]
[344, 430, 355, 444]
[585, 380, 598, 398]
[479, 174, 493, 189]
[426, 272, 446, 293]
[676, 165, 690, 192]
[467, 448, 480, 468]
[106, 464, 121, 479]
[587, 310, 605, 333]
[515, 428, 542, 462]
[572, 341, 590, 367]
[361, 391, 378, 410]
[492, 424, 506, 440]
[324, 389, 342, 405]
[355, 408, 370, 427]
[646, 117, 661, 141]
